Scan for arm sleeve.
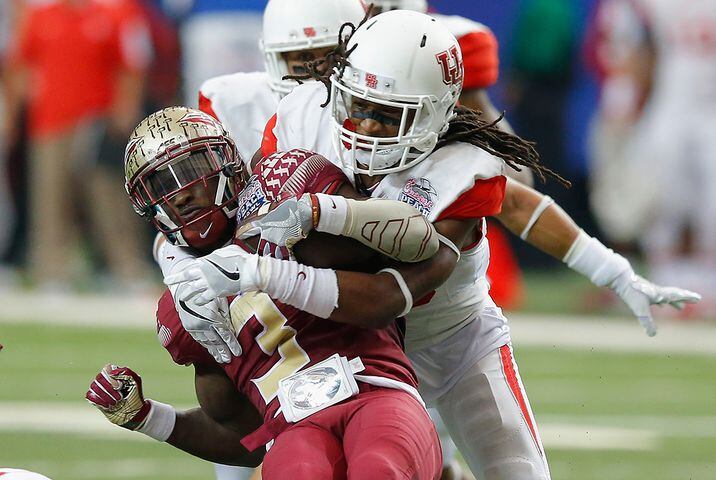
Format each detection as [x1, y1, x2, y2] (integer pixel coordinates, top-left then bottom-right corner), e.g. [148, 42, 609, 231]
[436, 176, 506, 221]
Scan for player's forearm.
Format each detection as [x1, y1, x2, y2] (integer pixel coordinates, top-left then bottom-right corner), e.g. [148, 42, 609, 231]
[330, 243, 458, 328]
[168, 407, 263, 467]
[495, 178, 579, 259]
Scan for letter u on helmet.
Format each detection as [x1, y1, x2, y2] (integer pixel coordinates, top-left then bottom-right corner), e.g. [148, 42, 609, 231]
[124, 107, 248, 249]
[260, 0, 366, 97]
[330, 10, 464, 175]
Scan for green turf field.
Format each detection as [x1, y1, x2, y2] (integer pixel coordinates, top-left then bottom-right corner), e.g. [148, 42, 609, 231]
[1, 318, 715, 479]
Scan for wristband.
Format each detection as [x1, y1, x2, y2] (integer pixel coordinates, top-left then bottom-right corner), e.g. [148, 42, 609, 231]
[257, 256, 339, 318]
[563, 229, 631, 287]
[378, 268, 413, 317]
[137, 400, 176, 442]
[314, 193, 349, 235]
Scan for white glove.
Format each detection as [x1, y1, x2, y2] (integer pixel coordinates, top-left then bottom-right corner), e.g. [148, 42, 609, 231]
[609, 271, 701, 336]
[565, 230, 701, 336]
[238, 194, 315, 258]
[164, 245, 262, 306]
[173, 284, 241, 363]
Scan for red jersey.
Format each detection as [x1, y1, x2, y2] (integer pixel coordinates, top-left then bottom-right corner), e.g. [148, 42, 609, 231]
[155, 149, 418, 436]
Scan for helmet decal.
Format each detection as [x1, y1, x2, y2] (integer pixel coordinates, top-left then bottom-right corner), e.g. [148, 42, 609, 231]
[435, 45, 464, 87]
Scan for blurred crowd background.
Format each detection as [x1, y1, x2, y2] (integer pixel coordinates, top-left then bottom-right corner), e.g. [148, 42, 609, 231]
[0, 0, 714, 318]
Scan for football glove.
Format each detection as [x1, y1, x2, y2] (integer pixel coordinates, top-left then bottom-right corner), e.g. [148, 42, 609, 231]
[164, 245, 262, 306]
[173, 285, 241, 363]
[85, 364, 151, 430]
[237, 194, 315, 258]
[610, 271, 701, 336]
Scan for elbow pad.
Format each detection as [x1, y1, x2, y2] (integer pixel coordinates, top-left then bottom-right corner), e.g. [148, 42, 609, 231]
[314, 194, 439, 262]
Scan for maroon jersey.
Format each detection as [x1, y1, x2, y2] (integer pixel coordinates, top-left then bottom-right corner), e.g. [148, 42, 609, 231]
[155, 149, 418, 428]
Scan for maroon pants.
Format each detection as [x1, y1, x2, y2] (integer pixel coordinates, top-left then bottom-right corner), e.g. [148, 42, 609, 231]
[262, 389, 442, 480]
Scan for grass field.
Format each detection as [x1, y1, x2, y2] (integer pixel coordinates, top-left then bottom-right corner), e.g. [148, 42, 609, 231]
[1, 291, 715, 480]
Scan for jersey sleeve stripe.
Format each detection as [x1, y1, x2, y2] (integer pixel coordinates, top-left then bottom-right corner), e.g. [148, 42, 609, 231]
[436, 175, 506, 222]
[198, 91, 220, 121]
[261, 113, 279, 158]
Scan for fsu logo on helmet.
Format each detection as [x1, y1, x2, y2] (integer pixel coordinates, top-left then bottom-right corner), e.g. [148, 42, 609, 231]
[435, 45, 463, 86]
[179, 111, 220, 128]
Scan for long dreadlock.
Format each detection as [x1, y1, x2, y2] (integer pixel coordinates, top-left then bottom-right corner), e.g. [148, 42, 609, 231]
[284, 5, 571, 188]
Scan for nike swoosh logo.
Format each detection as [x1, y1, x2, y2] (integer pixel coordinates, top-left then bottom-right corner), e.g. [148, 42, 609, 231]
[199, 222, 213, 239]
[178, 300, 213, 321]
[207, 259, 241, 281]
[330, 199, 337, 209]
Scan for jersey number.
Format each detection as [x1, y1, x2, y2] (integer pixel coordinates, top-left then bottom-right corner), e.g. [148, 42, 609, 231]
[229, 292, 310, 402]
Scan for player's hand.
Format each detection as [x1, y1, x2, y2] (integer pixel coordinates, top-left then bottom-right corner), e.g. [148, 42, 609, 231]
[164, 245, 261, 306]
[610, 271, 701, 336]
[85, 364, 151, 430]
[174, 288, 241, 363]
[237, 194, 316, 257]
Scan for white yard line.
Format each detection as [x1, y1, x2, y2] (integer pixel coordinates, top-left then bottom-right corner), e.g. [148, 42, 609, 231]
[3, 403, 715, 451]
[1, 290, 715, 355]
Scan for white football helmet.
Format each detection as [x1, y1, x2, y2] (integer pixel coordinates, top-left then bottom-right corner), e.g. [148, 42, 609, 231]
[371, 0, 428, 13]
[261, 0, 366, 96]
[0, 469, 52, 480]
[330, 10, 464, 175]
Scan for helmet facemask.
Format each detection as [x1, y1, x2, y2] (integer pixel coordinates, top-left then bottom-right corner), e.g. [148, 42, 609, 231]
[127, 140, 247, 251]
[330, 68, 456, 176]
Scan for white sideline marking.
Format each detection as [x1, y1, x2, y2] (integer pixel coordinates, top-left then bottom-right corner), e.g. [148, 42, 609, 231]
[1, 290, 715, 355]
[4, 403, 715, 451]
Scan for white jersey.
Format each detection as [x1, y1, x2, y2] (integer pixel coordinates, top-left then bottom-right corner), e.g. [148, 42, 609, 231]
[198, 71, 278, 168]
[269, 82, 511, 356]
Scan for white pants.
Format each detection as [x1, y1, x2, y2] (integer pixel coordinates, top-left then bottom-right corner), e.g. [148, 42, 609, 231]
[432, 344, 550, 480]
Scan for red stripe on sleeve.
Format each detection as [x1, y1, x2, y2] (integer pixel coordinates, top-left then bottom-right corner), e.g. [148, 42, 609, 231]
[261, 114, 279, 158]
[436, 176, 506, 222]
[198, 91, 219, 120]
[459, 30, 500, 90]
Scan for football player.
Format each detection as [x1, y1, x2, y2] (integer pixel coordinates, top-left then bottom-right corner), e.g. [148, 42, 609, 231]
[167, 11, 701, 480]
[87, 107, 445, 479]
[163, 3, 363, 477]
[196, 0, 365, 166]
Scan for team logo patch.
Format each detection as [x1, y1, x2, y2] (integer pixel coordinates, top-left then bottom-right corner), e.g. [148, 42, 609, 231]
[399, 178, 437, 217]
[365, 73, 378, 89]
[179, 111, 219, 128]
[237, 174, 267, 221]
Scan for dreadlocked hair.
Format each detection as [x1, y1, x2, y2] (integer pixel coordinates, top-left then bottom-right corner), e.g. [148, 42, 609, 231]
[282, 4, 376, 107]
[437, 106, 571, 188]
